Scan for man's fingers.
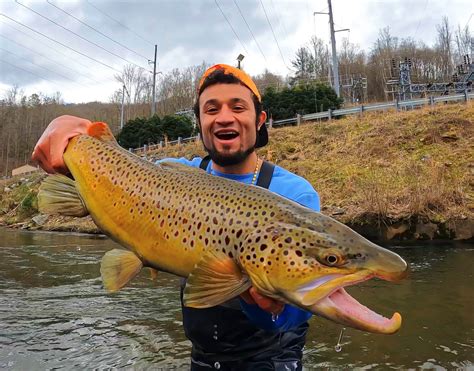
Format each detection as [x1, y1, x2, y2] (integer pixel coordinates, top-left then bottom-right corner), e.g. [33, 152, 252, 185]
[240, 289, 256, 305]
[249, 287, 284, 315]
[32, 146, 55, 174]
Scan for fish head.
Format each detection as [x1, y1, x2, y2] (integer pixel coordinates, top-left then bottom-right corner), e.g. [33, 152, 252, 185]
[242, 213, 408, 334]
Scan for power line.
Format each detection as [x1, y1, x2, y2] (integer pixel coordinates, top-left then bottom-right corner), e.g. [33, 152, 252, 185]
[46, 0, 150, 61]
[85, 0, 154, 47]
[414, 0, 429, 38]
[0, 13, 122, 73]
[0, 19, 107, 83]
[0, 47, 89, 88]
[0, 33, 101, 85]
[258, 0, 291, 70]
[270, 0, 289, 41]
[15, 0, 147, 70]
[214, 0, 248, 54]
[232, 0, 267, 63]
[0, 59, 62, 89]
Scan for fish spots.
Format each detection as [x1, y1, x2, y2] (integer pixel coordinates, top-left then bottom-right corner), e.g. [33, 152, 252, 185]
[260, 244, 268, 251]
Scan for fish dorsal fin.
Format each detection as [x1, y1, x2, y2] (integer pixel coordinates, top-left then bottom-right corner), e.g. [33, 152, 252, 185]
[87, 121, 118, 145]
[183, 250, 251, 308]
[38, 174, 89, 217]
[100, 249, 143, 292]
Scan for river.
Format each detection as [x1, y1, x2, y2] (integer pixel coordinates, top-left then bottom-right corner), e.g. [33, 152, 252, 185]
[0, 227, 472, 370]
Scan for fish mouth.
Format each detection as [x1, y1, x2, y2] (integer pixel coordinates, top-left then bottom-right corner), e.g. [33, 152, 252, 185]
[307, 272, 403, 334]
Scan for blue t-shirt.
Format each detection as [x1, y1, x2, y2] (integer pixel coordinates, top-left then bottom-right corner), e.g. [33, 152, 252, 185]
[156, 156, 320, 332]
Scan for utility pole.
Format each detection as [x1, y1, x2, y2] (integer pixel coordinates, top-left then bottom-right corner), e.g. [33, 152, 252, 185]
[314, 0, 349, 98]
[120, 84, 130, 130]
[327, 0, 339, 97]
[150, 44, 157, 116]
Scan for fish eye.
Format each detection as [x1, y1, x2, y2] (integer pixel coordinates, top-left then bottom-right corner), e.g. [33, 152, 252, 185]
[326, 254, 338, 264]
[319, 252, 343, 267]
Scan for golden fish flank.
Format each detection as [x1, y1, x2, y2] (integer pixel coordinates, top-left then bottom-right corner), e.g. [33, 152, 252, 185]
[38, 122, 408, 335]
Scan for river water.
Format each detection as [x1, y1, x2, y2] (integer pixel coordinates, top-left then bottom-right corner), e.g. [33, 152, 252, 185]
[0, 227, 472, 370]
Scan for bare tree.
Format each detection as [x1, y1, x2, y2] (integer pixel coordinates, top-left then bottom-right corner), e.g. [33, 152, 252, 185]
[436, 16, 454, 78]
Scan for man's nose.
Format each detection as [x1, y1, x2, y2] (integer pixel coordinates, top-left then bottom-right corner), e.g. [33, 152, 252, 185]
[215, 105, 234, 124]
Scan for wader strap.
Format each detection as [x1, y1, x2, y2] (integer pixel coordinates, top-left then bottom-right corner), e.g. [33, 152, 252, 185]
[199, 156, 275, 190]
[199, 155, 211, 171]
[256, 161, 275, 189]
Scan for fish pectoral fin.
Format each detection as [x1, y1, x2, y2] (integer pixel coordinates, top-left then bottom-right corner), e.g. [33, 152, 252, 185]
[183, 250, 251, 308]
[100, 249, 143, 292]
[37, 174, 88, 217]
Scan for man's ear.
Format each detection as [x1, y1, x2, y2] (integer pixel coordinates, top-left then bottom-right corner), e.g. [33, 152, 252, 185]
[257, 111, 267, 130]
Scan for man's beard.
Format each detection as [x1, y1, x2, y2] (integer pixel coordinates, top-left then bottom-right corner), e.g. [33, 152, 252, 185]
[203, 143, 255, 167]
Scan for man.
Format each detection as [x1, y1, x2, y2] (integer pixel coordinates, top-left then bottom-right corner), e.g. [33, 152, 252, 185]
[32, 64, 320, 370]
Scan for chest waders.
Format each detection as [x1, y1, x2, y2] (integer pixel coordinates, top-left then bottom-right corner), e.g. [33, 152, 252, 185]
[180, 156, 307, 371]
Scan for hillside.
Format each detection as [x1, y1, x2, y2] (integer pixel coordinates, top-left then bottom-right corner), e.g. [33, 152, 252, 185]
[1, 102, 473, 241]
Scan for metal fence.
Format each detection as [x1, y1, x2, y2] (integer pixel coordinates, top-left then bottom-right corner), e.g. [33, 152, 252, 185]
[132, 92, 473, 155]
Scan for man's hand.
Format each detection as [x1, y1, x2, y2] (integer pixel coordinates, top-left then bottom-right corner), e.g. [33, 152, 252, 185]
[32, 115, 93, 174]
[240, 287, 285, 315]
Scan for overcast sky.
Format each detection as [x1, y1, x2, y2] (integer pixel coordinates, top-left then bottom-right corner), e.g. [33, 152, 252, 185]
[0, 0, 472, 103]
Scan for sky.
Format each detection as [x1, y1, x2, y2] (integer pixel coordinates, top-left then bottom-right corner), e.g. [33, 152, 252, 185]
[0, 0, 472, 103]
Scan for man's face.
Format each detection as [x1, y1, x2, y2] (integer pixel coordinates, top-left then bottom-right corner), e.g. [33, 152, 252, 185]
[198, 83, 265, 166]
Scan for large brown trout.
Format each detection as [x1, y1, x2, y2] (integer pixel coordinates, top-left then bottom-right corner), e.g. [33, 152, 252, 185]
[38, 122, 408, 334]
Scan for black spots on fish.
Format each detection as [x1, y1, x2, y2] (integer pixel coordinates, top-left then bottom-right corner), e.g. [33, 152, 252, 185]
[271, 248, 275, 254]
[283, 250, 289, 256]
[295, 250, 303, 257]
[260, 257, 264, 263]
[285, 237, 292, 244]
[246, 255, 251, 260]
[212, 217, 218, 225]
[204, 237, 209, 245]
[260, 244, 268, 251]
[236, 230, 243, 238]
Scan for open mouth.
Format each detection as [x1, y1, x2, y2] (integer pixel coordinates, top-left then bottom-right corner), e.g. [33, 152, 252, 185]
[214, 130, 239, 141]
[308, 274, 402, 334]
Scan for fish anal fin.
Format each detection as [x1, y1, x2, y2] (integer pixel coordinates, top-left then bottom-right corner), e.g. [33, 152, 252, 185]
[100, 249, 143, 292]
[87, 122, 118, 145]
[183, 250, 251, 308]
[38, 174, 88, 217]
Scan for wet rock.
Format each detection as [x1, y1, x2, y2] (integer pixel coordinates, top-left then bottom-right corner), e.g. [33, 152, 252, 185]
[386, 223, 409, 240]
[32, 214, 49, 226]
[4, 187, 11, 193]
[414, 222, 438, 240]
[450, 219, 474, 240]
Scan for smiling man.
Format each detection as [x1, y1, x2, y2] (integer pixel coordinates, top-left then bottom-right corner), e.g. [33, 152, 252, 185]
[32, 64, 320, 370]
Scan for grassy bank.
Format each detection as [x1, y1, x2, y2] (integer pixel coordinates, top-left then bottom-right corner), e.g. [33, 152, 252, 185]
[1, 102, 472, 240]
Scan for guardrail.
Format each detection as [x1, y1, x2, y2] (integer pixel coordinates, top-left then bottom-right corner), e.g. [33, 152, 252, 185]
[132, 91, 473, 154]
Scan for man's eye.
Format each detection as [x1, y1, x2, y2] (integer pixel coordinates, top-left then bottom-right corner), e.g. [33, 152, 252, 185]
[206, 107, 218, 113]
[233, 106, 245, 111]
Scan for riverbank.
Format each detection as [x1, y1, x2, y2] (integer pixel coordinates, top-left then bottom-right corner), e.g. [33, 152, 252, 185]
[1, 102, 473, 241]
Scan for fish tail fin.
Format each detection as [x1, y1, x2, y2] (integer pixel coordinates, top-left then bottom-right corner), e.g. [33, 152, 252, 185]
[38, 174, 89, 217]
[100, 249, 143, 292]
[88, 122, 118, 145]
